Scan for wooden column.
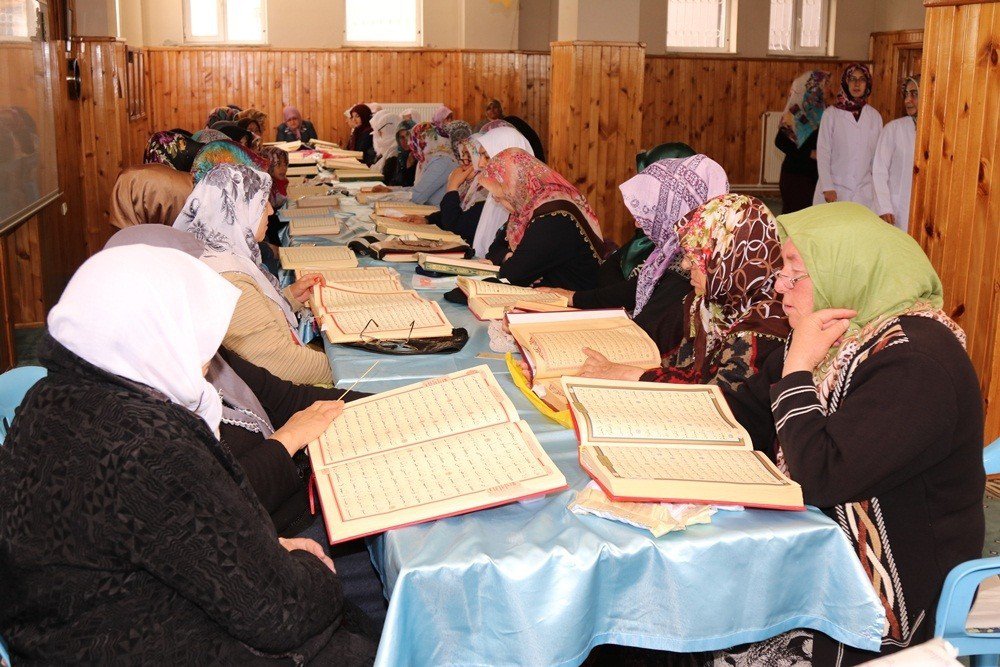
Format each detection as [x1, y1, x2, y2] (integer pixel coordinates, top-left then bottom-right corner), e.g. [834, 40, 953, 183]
[911, 0, 1000, 441]
[548, 41, 646, 246]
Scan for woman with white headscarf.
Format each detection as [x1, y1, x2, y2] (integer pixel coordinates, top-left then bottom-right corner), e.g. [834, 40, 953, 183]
[174, 163, 332, 385]
[0, 245, 375, 664]
[470, 124, 534, 257]
[370, 109, 401, 175]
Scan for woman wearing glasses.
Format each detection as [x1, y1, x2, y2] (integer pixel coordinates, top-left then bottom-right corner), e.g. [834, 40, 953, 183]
[576, 194, 790, 393]
[814, 64, 883, 210]
[721, 202, 984, 664]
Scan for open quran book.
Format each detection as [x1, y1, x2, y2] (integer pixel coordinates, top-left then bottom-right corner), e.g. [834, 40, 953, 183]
[458, 278, 570, 320]
[263, 140, 303, 151]
[417, 254, 500, 277]
[320, 157, 366, 170]
[349, 235, 471, 262]
[288, 152, 319, 165]
[298, 267, 403, 293]
[374, 202, 440, 217]
[337, 169, 384, 182]
[278, 245, 358, 270]
[287, 184, 330, 200]
[287, 165, 319, 177]
[373, 217, 461, 243]
[355, 188, 412, 205]
[562, 377, 805, 510]
[283, 206, 339, 219]
[507, 309, 659, 411]
[288, 216, 342, 237]
[296, 195, 340, 209]
[310, 284, 453, 343]
[308, 366, 568, 543]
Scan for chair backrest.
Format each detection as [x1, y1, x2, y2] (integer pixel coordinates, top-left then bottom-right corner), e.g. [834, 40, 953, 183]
[0, 366, 46, 442]
[984, 436, 1000, 476]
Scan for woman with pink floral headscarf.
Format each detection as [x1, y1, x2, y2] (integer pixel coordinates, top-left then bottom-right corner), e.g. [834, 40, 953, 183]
[479, 148, 602, 291]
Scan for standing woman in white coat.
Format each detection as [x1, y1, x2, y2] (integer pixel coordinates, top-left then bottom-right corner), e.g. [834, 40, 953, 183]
[814, 64, 883, 209]
[872, 75, 919, 233]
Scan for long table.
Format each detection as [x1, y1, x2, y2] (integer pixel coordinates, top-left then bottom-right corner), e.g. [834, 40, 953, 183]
[282, 205, 885, 666]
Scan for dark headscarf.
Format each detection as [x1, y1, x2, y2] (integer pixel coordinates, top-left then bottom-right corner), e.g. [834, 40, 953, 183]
[205, 106, 238, 128]
[636, 142, 696, 172]
[501, 115, 545, 163]
[143, 131, 205, 172]
[217, 124, 254, 146]
[346, 104, 373, 151]
[835, 63, 872, 116]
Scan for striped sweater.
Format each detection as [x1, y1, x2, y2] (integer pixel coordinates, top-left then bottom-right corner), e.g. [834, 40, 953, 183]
[221, 272, 333, 386]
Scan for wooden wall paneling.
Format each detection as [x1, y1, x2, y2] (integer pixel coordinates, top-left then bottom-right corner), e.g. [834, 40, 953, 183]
[911, 1, 1000, 441]
[4, 217, 45, 327]
[869, 30, 925, 125]
[548, 42, 645, 245]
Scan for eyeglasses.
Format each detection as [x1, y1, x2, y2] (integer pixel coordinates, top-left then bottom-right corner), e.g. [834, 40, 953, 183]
[774, 271, 810, 290]
[358, 318, 419, 352]
[902, 89, 918, 99]
[846, 75, 868, 84]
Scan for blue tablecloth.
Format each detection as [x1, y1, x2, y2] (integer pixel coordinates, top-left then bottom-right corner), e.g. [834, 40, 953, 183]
[287, 203, 886, 666]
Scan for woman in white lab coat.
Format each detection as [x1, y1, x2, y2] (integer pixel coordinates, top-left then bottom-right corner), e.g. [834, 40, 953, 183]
[872, 75, 919, 233]
[814, 64, 883, 209]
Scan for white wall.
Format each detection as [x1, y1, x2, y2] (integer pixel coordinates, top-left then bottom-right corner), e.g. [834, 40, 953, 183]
[518, 0, 557, 50]
[639, 0, 876, 60]
[74, 0, 116, 36]
[874, 0, 925, 32]
[561, 0, 640, 42]
[127, 0, 514, 48]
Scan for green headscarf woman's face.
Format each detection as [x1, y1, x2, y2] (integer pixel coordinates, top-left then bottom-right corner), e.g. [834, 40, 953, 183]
[775, 202, 943, 335]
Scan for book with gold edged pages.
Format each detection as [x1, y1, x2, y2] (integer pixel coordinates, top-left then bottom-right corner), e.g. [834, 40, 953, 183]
[307, 365, 568, 543]
[506, 309, 659, 411]
[309, 283, 453, 344]
[278, 245, 358, 270]
[457, 278, 570, 320]
[561, 376, 804, 510]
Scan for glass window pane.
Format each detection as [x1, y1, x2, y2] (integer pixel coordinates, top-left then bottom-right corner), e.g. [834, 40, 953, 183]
[666, 0, 728, 50]
[226, 0, 264, 42]
[768, 0, 794, 51]
[346, 0, 419, 44]
[189, 0, 219, 37]
[799, 0, 825, 49]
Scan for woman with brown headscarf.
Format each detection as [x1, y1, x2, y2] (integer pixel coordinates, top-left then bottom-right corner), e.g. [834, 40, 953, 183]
[109, 164, 194, 229]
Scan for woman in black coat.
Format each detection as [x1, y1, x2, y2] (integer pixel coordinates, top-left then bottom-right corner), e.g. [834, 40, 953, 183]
[0, 246, 374, 664]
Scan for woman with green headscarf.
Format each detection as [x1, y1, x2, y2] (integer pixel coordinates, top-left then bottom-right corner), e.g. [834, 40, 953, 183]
[723, 202, 984, 665]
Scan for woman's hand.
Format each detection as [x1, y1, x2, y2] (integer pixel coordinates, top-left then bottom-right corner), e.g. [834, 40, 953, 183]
[535, 287, 575, 306]
[370, 184, 391, 193]
[290, 273, 325, 304]
[447, 164, 474, 191]
[782, 308, 858, 377]
[279, 537, 336, 573]
[578, 348, 647, 382]
[402, 215, 429, 225]
[823, 190, 837, 203]
[271, 400, 344, 457]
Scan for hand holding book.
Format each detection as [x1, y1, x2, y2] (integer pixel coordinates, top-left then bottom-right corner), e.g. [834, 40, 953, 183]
[271, 400, 345, 457]
[578, 347, 649, 382]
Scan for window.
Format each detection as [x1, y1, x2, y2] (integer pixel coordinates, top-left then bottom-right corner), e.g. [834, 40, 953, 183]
[665, 0, 735, 53]
[0, 0, 36, 41]
[768, 0, 829, 55]
[183, 0, 266, 44]
[345, 0, 422, 47]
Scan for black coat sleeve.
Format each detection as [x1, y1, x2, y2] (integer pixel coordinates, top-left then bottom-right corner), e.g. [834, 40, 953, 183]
[571, 273, 638, 310]
[358, 133, 377, 167]
[433, 190, 483, 246]
[767, 344, 964, 508]
[722, 343, 783, 457]
[497, 214, 587, 287]
[222, 349, 338, 427]
[774, 129, 797, 155]
[114, 424, 343, 653]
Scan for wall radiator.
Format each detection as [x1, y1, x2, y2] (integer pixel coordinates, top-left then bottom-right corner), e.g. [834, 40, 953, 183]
[760, 111, 785, 186]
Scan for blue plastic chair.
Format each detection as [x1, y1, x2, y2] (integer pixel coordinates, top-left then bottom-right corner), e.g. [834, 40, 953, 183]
[934, 437, 1000, 666]
[0, 365, 46, 443]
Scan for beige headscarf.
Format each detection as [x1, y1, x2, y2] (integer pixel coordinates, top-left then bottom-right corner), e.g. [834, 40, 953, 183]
[109, 164, 194, 229]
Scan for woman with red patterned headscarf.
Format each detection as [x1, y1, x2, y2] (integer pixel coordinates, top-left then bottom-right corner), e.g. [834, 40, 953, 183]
[479, 148, 603, 291]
